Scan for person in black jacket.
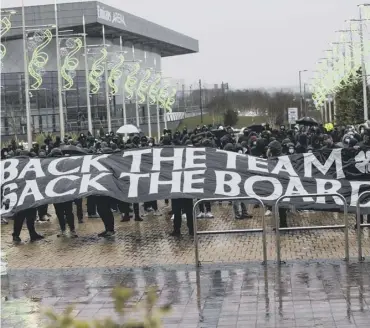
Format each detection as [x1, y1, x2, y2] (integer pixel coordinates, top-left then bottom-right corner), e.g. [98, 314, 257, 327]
[9, 150, 45, 243]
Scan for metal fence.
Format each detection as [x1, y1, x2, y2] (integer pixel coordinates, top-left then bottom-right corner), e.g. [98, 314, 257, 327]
[192, 193, 360, 267]
[356, 191, 370, 261]
[193, 197, 267, 267]
[274, 193, 349, 264]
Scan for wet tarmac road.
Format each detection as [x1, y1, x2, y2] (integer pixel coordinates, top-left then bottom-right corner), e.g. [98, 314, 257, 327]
[1, 261, 370, 328]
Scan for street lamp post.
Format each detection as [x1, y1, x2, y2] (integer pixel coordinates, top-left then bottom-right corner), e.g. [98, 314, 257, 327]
[299, 70, 308, 117]
[20, 2, 33, 148]
[349, 6, 370, 121]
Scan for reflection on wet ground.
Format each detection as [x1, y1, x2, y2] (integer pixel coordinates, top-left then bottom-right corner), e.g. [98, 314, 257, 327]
[1, 261, 370, 328]
[1, 203, 370, 269]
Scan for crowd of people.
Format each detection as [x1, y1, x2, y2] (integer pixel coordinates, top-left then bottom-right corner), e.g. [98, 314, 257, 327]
[1, 120, 369, 243]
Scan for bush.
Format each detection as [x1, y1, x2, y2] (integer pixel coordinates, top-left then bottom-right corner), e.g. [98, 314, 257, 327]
[43, 286, 171, 328]
[223, 109, 239, 127]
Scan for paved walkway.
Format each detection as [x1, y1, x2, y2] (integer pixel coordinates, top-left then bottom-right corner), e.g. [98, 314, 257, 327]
[1, 202, 370, 269]
[1, 202, 370, 327]
[1, 261, 370, 328]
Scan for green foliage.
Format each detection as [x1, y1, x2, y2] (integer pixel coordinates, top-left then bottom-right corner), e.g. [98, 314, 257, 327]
[35, 133, 46, 145]
[224, 108, 239, 127]
[335, 68, 370, 125]
[43, 287, 171, 328]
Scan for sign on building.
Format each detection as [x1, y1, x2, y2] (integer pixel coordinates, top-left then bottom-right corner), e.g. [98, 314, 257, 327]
[287, 107, 298, 124]
[97, 4, 126, 26]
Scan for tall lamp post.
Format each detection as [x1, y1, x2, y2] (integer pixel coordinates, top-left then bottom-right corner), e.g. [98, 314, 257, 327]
[299, 70, 308, 117]
[347, 7, 370, 121]
[324, 49, 334, 123]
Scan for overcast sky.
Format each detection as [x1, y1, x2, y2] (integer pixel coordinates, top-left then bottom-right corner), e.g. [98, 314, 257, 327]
[1, 0, 361, 89]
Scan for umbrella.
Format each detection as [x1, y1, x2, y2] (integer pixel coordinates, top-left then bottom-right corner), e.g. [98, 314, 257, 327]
[60, 145, 88, 155]
[247, 124, 265, 133]
[296, 117, 318, 126]
[116, 124, 140, 134]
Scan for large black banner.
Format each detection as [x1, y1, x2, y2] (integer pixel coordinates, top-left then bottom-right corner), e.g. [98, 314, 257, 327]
[2, 147, 370, 216]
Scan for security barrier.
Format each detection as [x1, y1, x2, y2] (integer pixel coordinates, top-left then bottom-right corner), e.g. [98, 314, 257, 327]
[274, 193, 349, 264]
[193, 197, 266, 267]
[356, 191, 370, 261]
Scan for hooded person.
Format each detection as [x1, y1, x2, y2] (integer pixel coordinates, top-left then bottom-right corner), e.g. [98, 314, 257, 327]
[240, 141, 250, 155]
[359, 128, 370, 149]
[281, 138, 291, 155]
[310, 128, 322, 150]
[321, 134, 340, 149]
[237, 128, 249, 144]
[48, 150, 78, 238]
[267, 140, 282, 157]
[11, 152, 44, 243]
[251, 138, 266, 157]
[295, 133, 308, 154]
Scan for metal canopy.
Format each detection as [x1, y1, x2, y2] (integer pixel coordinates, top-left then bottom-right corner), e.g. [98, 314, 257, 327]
[1, 1, 199, 58]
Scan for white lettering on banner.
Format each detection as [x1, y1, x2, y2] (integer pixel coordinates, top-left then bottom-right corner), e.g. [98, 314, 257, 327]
[17, 180, 43, 207]
[122, 149, 152, 173]
[303, 149, 344, 179]
[215, 171, 241, 196]
[316, 179, 343, 205]
[149, 172, 182, 194]
[284, 177, 314, 202]
[97, 5, 126, 26]
[119, 173, 150, 198]
[152, 148, 184, 171]
[248, 156, 269, 173]
[215, 149, 244, 169]
[45, 176, 79, 197]
[79, 173, 111, 193]
[17, 159, 45, 180]
[244, 176, 283, 201]
[349, 181, 370, 207]
[1, 183, 18, 214]
[48, 157, 82, 176]
[184, 148, 206, 169]
[1, 159, 19, 183]
[80, 155, 110, 173]
[271, 156, 298, 176]
[183, 170, 205, 193]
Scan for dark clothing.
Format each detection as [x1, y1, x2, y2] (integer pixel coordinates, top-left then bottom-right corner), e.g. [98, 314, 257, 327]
[54, 201, 75, 232]
[199, 201, 211, 213]
[96, 196, 115, 232]
[87, 196, 97, 216]
[12, 208, 38, 238]
[172, 198, 194, 234]
[37, 204, 48, 219]
[146, 200, 158, 211]
[74, 198, 83, 221]
[279, 207, 287, 228]
[117, 201, 131, 215]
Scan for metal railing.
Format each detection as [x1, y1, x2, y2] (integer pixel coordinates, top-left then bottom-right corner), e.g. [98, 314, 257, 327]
[356, 191, 370, 261]
[274, 193, 349, 264]
[193, 197, 266, 267]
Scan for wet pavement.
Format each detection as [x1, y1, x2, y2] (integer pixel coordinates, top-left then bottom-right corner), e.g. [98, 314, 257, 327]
[1, 202, 370, 269]
[1, 202, 370, 327]
[1, 261, 370, 327]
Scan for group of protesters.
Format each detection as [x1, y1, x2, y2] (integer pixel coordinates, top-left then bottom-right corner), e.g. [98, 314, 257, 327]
[1, 120, 370, 243]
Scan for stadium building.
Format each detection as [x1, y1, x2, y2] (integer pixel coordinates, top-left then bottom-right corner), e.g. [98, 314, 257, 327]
[0, 1, 199, 137]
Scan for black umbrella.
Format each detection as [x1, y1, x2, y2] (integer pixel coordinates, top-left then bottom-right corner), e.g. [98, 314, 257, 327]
[296, 117, 319, 126]
[247, 124, 265, 133]
[60, 145, 88, 155]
